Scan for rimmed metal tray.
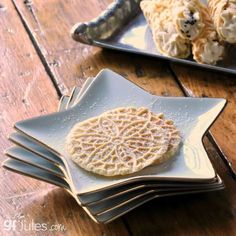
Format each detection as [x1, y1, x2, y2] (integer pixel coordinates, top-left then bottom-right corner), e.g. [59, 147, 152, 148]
[71, 0, 236, 75]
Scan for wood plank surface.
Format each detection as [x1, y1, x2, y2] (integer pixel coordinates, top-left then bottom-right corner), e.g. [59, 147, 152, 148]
[12, 0, 114, 94]
[171, 64, 236, 173]
[0, 0, 235, 235]
[0, 1, 129, 235]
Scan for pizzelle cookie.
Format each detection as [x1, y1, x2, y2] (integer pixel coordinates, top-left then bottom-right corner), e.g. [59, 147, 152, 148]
[208, 0, 236, 43]
[154, 115, 181, 164]
[66, 107, 180, 176]
[140, 0, 191, 58]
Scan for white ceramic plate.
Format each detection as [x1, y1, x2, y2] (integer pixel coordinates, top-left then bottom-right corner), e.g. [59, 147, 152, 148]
[94, 178, 224, 224]
[5, 146, 64, 178]
[2, 158, 70, 189]
[9, 132, 64, 166]
[59, 95, 70, 111]
[8, 83, 223, 206]
[2, 157, 224, 223]
[14, 69, 226, 195]
[66, 87, 81, 109]
[5, 77, 225, 223]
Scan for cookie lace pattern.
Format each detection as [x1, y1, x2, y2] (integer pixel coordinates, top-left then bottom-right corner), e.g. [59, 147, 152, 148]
[66, 107, 173, 176]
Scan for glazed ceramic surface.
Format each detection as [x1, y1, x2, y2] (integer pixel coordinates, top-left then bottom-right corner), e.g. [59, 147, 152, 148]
[15, 69, 226, 195]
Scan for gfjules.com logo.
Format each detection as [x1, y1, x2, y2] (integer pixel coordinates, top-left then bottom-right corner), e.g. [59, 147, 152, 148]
[4, 218, 66, 232]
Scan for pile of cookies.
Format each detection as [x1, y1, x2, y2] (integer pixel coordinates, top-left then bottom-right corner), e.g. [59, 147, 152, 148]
[66, 107, 181, 176]
[140, 0, 236, 65]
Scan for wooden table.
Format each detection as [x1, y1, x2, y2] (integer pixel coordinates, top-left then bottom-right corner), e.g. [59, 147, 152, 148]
[1, 0, 236, 235]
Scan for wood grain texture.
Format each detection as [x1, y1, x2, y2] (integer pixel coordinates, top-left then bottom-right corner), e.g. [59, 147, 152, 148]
[12, 0, 114, 94]
[171, 64, 236, 172]
[0, 1, 129, 235]
[0, 0, 58, 203]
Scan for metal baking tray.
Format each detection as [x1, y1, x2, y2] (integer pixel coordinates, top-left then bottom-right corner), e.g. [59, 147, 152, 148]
[71, 0, 236, 75]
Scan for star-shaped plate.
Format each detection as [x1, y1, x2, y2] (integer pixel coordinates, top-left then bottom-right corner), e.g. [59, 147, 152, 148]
[15, 69, 226, 195]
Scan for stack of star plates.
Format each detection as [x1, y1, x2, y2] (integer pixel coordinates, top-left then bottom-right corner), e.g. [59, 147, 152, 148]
[3, 69, 226, 223]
